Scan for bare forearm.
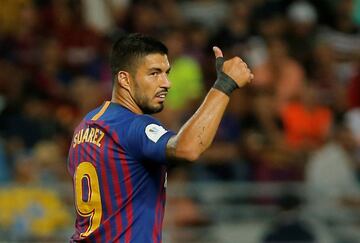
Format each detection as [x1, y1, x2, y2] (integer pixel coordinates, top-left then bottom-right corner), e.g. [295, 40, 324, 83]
[166, 46, 252, 161]
[167, 88, 229, 161]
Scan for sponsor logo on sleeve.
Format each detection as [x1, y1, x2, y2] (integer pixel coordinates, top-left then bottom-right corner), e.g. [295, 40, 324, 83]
[145, 124, 168, 143]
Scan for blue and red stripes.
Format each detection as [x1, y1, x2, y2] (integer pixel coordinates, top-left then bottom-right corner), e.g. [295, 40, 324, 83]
[112, 131, 134, 243]
[107, 131, 125, 241]
[69, 104, 168, 242]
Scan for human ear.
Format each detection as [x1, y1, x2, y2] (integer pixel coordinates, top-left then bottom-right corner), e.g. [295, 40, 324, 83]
[117, 71, 131, 91]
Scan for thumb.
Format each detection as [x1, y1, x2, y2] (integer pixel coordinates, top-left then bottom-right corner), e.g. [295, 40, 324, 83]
[213, 46, 223, 58]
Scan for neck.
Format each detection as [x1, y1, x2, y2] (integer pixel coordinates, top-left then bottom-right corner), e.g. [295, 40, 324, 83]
[111, 87, 143, 114]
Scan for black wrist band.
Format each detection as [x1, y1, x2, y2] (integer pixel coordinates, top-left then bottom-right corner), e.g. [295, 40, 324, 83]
[213, 72, 238, 96]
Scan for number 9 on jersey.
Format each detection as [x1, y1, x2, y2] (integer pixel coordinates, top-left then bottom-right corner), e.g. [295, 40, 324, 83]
[74, 162, 102, 237]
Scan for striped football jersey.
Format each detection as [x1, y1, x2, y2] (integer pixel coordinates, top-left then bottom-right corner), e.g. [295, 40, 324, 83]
[67, 101, 174, 242]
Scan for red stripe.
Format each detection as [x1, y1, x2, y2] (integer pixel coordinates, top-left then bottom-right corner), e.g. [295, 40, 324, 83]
[159, 186, 166, 242]
[113, 132, 134, 243]
[98, 126, 113, 243]
[152, 178, 164, 243]
[152, 196, 160, 243]
[107, 129, 123, 237]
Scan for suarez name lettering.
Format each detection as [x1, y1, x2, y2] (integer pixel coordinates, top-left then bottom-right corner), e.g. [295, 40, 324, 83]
[73, 127, 104, 148]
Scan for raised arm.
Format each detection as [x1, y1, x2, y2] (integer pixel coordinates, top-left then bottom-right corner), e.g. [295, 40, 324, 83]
[166, 47, 253, 161]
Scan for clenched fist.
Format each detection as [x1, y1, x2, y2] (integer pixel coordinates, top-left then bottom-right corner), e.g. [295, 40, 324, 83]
[213, 46, 253, 88]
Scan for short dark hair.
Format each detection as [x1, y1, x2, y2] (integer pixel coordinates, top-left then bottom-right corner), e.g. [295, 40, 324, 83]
[110, 33, 168, 80]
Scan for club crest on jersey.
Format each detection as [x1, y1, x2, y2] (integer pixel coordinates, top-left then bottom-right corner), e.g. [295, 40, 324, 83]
[145, 124, 167, 143]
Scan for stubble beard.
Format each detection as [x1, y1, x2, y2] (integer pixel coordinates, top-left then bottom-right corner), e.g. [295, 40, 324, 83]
[134, 89, 164, 114]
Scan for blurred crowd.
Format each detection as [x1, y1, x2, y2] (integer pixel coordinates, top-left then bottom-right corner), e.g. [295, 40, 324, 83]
[0, 0, 359, 241]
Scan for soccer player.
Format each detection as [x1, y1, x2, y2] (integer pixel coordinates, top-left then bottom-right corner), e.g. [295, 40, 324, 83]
[67, 33, 253, 242]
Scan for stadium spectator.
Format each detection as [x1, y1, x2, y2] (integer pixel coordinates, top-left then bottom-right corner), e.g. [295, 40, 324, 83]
[305, 121, 360, 242]
[281, 84, 333, 151]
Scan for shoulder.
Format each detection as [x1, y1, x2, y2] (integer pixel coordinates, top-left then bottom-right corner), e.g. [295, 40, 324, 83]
[130, 114, 163, 127]
[83, 105, 106, 121]
[126, 115, 175, 149]
[122, 114, 174, 162]
[129, 115, 169, 142]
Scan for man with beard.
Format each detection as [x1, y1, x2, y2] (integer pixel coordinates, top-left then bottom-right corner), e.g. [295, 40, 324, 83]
[67, 33, 253, 242]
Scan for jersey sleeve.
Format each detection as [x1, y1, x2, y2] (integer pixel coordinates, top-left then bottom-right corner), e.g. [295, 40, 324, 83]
[124, 115, 175, 164]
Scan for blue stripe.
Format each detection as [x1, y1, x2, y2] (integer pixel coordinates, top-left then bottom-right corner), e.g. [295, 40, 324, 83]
[113, 149, 128, 243]
[104, 135, 117, 240]
[95, 134, 107, 243]
[88, 230, 96, 243]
